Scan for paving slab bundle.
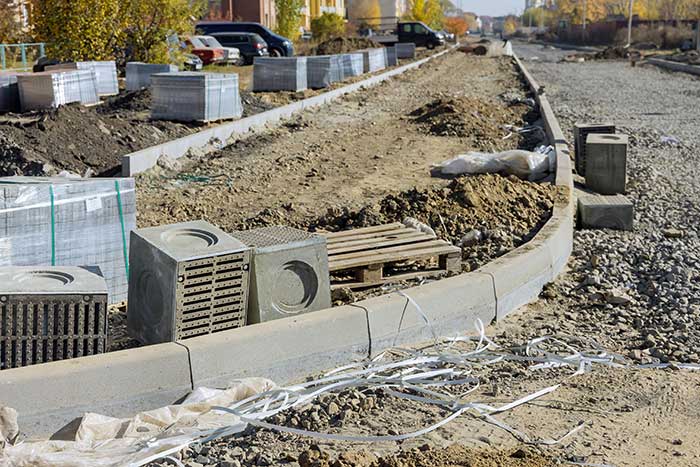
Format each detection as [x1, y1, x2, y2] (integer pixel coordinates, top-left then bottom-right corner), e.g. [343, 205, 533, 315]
[360, 48, 387, 73]
[16, 70, 99, 111]
[252, 57, 308, 92]
[230, 225, 331, 324]
[384, 46, 398, 67]
[150, 72, 243, 122]
[46, 61, 119, 96]
[0, 266, 108, 370]
[126, 62, 179, 91]
[340, 53, 364, 79]
[0, 72, 21, 113]
[395, 42, 417, 59]
[0, 177, 136, 303]
[306, 55, 343, 89]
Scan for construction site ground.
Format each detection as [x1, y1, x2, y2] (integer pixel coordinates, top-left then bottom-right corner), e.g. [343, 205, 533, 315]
[144, 44, 700, 467]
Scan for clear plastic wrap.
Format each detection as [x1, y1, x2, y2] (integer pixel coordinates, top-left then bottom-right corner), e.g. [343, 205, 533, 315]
[306, 55, 343, 89]
[340, 53, 364, 79]
[0, 177, 136, 303]
[360, 48, 386, 73]
[125, 62, 178, 91]
[252, 57, 308, 92]
[16, 70, 99, 111]
[46, 61, 119, 96]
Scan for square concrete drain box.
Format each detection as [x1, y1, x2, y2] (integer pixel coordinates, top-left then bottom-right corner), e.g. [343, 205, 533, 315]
[573, 123, 615, 176]
[231, 226, 331, 324]
[0, 266, 108, 370]
[127, 220, 251, 345]
[585, 133, 628, 195]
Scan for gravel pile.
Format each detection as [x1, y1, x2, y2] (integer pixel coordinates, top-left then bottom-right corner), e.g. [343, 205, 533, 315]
[515, 43, 700, 363]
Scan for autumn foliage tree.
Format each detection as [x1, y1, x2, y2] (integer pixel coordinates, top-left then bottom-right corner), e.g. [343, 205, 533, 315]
[407, 0, 446, 29]
[311, 13, 345, 41]
[351, 0, 382, 27]
[275, 0, 304, 39]
[443, 16, 468, 36]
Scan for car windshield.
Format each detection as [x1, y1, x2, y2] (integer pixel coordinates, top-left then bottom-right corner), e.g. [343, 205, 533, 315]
[250, 34, 265, 45]
[188, 36, 206, 48]
[200, 36, 224, 48]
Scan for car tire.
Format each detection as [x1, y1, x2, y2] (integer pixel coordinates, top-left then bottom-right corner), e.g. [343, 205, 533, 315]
[270, 48, 283, 57]
[427, 42, 435, 50]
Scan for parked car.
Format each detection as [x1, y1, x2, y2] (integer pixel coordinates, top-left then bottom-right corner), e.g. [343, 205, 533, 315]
[184, 36, 225, 65]
[184, 53, 203, 71]
[197, 21, 293, 57]
[439, 30, 456, 42]
[196, 35, 242, 65]
[397, 22, 446, 49]
[208, 32, 269, 65]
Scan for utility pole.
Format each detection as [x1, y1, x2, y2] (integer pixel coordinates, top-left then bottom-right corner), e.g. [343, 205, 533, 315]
[627, 0, 634, 47]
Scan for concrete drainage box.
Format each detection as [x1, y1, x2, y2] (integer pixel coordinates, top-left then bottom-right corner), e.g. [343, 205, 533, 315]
[573, 123, 615, 176]
[127, 220, 251, 345]
[230, 226, 331, 324]
[0, 266, 108, 370]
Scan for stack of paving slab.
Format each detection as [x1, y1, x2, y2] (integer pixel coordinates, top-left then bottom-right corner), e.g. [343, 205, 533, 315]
[360, 48, 387, 73]
[340, 53, 364, 79]
[574, 123, 633, 231]
[395, 42, 417, 59]
[0, 72, 22, 113]
[150, 72, 243, 122]
[0, 176, 136, 303]
[46, 61, 118, 96]
[126, 62, 178, 91]
[306, 55, 343, 89]
[253, 57, 308, 92]
[16, 70, 99, 111]
[384, 46, 398, 67]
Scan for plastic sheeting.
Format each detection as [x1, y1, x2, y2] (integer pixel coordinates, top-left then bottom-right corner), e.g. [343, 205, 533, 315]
[306, 55, 343, 89]
[395, 43, 416, 59]
[360, 48, 386, 73]
[0, 176, 136, 303]
[151, 72, 243, 123]
[433, 146, 555, 181]
[46, 62, 119, 96]
[0, 73, 25, 113]
[253, 57, 308, 92]
[16, 70, 99, 111]
[0, 378, 274, 467]
[125, 63, 178, 92]
[384, 47, 398, 67]
[340, 53, 364, 79]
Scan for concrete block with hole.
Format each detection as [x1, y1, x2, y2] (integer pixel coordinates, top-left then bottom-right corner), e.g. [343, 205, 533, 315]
[231, 226, 331, 324]
[578, 193, 633, 231]
[585, 133, 628, 194]
[573, 122, 615, 175]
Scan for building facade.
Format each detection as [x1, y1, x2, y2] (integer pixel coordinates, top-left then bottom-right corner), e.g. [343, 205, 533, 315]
[210, 0, 277, 29]
[301, 0, 347, 30]
[346, 0, 408, 28]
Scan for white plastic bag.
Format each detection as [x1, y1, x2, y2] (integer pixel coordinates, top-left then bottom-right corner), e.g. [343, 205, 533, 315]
[433, 146, 554, 181]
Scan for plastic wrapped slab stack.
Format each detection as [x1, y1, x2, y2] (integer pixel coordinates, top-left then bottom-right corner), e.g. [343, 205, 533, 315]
[126, 62, 179, 91]
[306, 55, 343, 89]
[395, 42, 417, 59]
[46, 61, 119, 96]
[150, 72, 243, 122]
[253, 57, 308, 92]
[384, 47, 398, 67]
[0, 72, 22, 113]
[360, 48, 386, 73]
[16, 70, 99, 111]
[0, 176, 136, 303]
[340, 53, 364, 79]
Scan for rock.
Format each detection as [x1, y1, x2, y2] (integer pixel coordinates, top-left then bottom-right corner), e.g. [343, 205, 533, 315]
[157, 155, 182, 172]
[662, 228, 684, 238]
[331, 288, 354, 304]
[603, 288, 633, 305]
[327, 401, 340, 416]
[460, 229, 483, 247]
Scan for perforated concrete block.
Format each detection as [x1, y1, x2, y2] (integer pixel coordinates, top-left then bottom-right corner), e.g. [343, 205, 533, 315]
[230, 226, 331, 324]
[127, 220, 251, 344]
[573, 123, 615, 175]
[585, 133, 628, 195]
[578, 193, 633, 231]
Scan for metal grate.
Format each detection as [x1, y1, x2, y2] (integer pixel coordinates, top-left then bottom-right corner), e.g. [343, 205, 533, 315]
[231, 225, 319, 249]
[0, 295, 107, 370]
[175, 251, 249, 339]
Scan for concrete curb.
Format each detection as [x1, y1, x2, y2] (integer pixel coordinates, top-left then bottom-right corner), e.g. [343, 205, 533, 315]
[122, 48, 453, 176]
[645, 57, 700, 76]
[5, 50, 574, 439]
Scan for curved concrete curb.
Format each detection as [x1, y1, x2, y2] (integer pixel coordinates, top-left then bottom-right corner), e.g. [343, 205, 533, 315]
[122, 48, 453, 176]
[4, 51, 573, 439]
[646, 57, 700, 76]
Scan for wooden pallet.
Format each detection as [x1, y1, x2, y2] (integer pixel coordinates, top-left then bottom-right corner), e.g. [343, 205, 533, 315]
[323, 223, 462, 290]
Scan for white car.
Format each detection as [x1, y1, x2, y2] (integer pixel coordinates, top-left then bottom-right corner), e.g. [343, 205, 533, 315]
[196, 35, 242, 65]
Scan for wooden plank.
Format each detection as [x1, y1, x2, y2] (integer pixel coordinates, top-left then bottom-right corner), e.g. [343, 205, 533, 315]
[328, 232, 430, 254]
[330, 239, 457, 263]
[326, 227, 415, 245]
[323, 223, 404, 239]
[330, 243, 461, 271]
[331, 269, 449, 290]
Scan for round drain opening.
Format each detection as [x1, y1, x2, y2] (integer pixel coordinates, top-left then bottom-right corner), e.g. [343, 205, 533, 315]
[12, 270, 75, 287]
[272, 261, 318, 315]
[161, 228, 219, 250]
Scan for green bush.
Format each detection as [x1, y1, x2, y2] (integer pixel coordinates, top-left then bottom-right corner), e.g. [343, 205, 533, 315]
[311, 13, 346, 41]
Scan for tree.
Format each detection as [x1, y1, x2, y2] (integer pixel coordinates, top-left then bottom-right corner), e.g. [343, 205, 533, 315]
[33, 0, 124, 61]
[311, 13, 345, 41]
[122, 0, 206, 63]
[443, 16, 468, 36]
[425, 0, 445, 28]
[350, 0, 382, 27]
[275, 0, 304, 39]
[503, 15, 518, 35]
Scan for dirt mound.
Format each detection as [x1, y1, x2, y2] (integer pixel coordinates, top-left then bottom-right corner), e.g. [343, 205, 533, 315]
[594, 46, 629, 60]
[314, 37, 382, 55]
[99, 89, 152, 114]
[409, 97, 532, 150]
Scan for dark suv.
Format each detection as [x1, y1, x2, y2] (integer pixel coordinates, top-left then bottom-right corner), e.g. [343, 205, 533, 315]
[197, 21, 294, 57]
[210, 32, 269, 64]
[397, 22, 445, 49]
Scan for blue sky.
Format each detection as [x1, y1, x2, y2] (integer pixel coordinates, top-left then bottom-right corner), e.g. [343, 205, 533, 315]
[452, 0, 524, 17]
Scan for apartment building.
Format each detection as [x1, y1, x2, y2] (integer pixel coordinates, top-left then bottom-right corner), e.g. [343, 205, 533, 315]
[301, 0, 347, 29]
[210, 0, 277, 29]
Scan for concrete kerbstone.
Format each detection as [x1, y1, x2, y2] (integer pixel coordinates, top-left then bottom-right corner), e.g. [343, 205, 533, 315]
[181, 305, 370, 388]
[1, 342, 192, 437]
[647, 58, 700, 76]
